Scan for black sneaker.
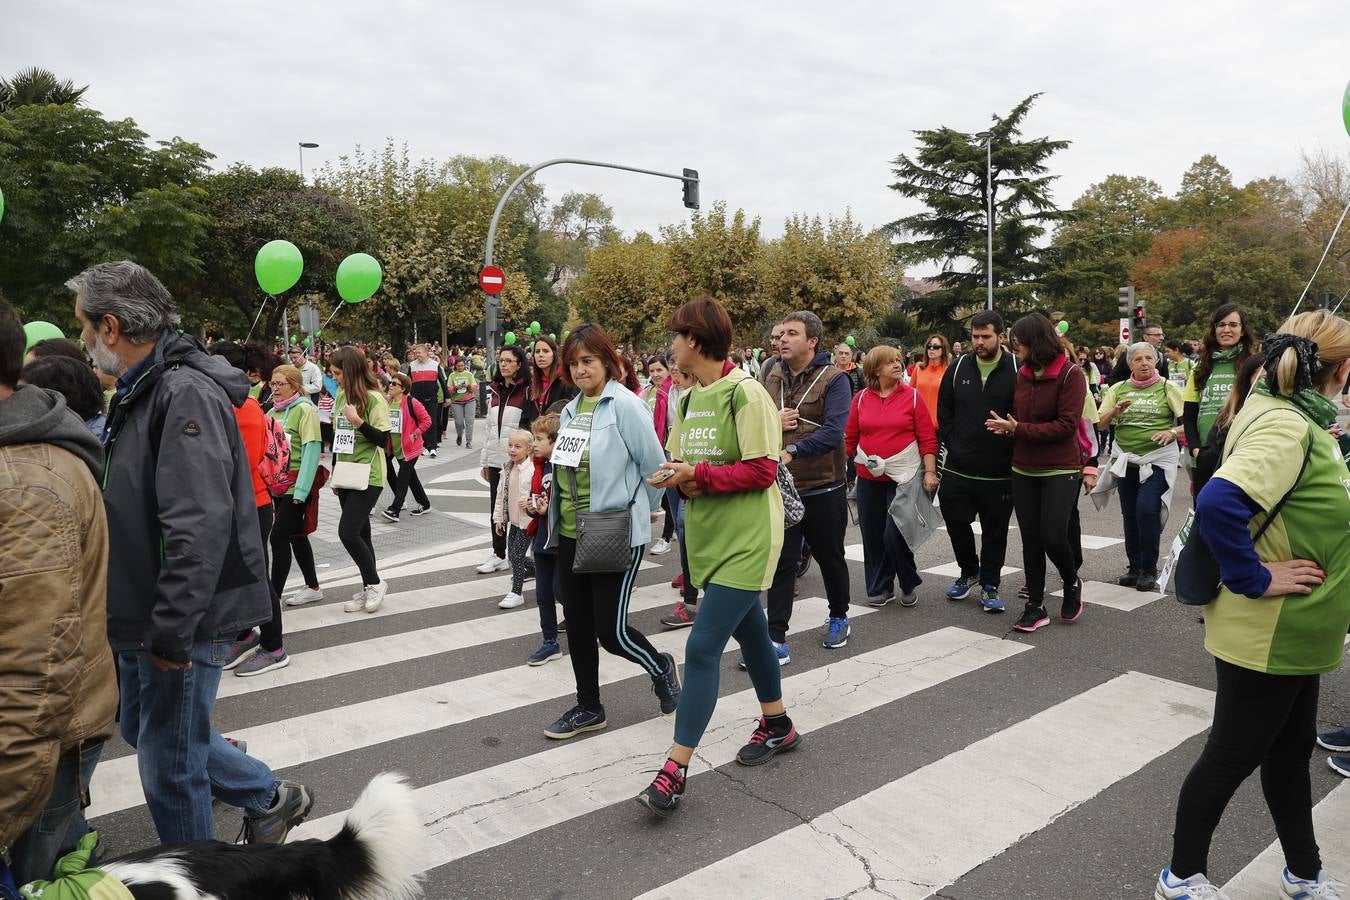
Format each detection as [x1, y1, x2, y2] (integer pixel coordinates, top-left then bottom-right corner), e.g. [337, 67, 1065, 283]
[652, 651, 681, 716]
[1012, 605, 1050, 633]
[1060, 578, 1083, 622]
[241, 780, 315, 844]
[410, 505, 430, 517]
[1117, 567, 1141, 587]
[1135, 569, 1159, 592]
[380, 508, 399, 522]
[796, 544, 813, 578]
[544, 704, 607, 740]
[636, 758, 687, 817]
[736, 716, 802, 766]
[557, 619, 566, 632]
[946, 573, 979, 601]
[1016, 584, 1031, 603]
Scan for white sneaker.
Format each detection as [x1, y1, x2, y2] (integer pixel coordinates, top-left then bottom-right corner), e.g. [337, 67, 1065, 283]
[1281, 867, 1347, 899]
[498, 592, 525, 609]
[476, 555, 509, 574]
[363, 580, 388, 613]
[650, 538, 671, 556]
[284, 587, 324, 607]
[343, 589, 366, 613]
[1155, 868, 1229, 899]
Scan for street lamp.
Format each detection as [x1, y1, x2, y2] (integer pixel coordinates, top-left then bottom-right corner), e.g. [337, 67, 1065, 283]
[298, 141, 319, 184]
[974, 130, 994, 311]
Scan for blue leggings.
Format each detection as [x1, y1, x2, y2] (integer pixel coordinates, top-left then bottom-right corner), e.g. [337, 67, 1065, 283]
[673, 583, 782, 747]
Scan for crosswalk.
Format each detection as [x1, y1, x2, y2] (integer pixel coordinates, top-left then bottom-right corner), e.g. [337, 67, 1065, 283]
[86, 467, 1350, 898]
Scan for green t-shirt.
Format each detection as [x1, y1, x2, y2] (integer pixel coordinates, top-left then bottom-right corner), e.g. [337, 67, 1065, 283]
[1168, 356, 1194, 390]
[248, 381, 264, 401]
[1182, 354, 1240, 447]
[334, 389, 391, 488]
[667, 369, 784, 591]
[976, 354, 999, 386]
[269, 400, 322, 495]
[1203, 393, 1350, 675]
[557, 394, 599, 539]
[1099, 379, 1184, 456]
[449, 370, 477, 403]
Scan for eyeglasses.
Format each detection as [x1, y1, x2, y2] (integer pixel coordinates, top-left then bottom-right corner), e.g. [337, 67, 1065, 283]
[1215, 322, 1242, 330]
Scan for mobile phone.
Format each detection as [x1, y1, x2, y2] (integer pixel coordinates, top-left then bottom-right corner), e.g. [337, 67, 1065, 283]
[651, 468, 675, 484]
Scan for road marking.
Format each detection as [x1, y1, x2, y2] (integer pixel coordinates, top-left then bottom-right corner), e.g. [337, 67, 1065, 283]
[920, 561, 1021, 579]
[1223, 780, 1350, 898]
[423, 488, 490, 498]
[1050, 579, 1164, 611]
[283, 533, 490, 592]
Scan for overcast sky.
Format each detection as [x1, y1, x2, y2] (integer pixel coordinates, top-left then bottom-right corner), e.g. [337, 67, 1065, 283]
[7, 0, 1349, 277]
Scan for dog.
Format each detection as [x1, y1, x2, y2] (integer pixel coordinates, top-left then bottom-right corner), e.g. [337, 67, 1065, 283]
[97, 773, 424, 900]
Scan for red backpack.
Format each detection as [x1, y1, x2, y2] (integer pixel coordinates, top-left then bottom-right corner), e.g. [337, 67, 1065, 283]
[259, 411, 295, 496]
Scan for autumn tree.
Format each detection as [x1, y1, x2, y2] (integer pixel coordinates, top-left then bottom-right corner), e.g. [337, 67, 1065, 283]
[571, 233, 669, 345]
[661, 202, 768, 341]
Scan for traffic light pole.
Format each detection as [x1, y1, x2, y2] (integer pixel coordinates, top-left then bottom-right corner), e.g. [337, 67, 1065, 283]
[481, 158, 700, 352]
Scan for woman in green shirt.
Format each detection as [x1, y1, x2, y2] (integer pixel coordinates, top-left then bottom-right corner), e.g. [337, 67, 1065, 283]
[448, 357, 477, 448]
[328, 346, 392, 614]
[266, 364, 325, 610]
[1182, 303, 1254, 457]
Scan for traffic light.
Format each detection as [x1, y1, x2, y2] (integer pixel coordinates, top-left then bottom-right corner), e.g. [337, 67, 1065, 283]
[1133, 301, 1147, 334]
[682, 168, 700, 210]
[1117, 286, 1134, 318]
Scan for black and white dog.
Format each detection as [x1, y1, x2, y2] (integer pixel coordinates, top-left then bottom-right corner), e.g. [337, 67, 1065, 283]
[98, 773, 423, 900]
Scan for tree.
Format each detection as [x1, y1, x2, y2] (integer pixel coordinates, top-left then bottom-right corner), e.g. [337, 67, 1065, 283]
[888, 93, 1072, 331]
[661, 202, 767, 341]
[0, 66, 88, 111]
[536, 191, 619, 287]
[1169, 155, 1258, 228]
[571, 233, 669, 345]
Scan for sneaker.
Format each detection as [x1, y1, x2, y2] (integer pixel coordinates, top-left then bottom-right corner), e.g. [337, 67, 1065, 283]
[1318, 727, 1350, 753]
[671, 573, 684, 590]
[476, 555, 509, 574]
[636, 758, 686, 817]
[821, 616, 850, 649]
[1328, 756, 1350, 778]
[1016, 584, 1031, 603]
[363, 580, 387, 613]
[343, 589, 366, 613]
[1060, 578, 1083, 622]
[241, 780, 315, 845]
[660, 602, 697, 629]
[1280, 867, 1347, 898]
[946, 573, 979, 601]
[899, 589, 918, 608]
[980, 585, 1005, 614]
[498, 591, 525, 609]
[557, 619, 566, 632]
[544, 704, 607, 740]
[284, 586, 324, 607]
[223, 631, 260, 670]
[1136, 569, 1160, 592]
[652, 651, 681, 716]
[867, 593, 895, 608]
[796, 544, 813, 578]
[225, 737, 248, 755]
[527, 640, 562, 666]
[380, 508, 400, 522]
[234, 647, 290, 677]
[466, 442, 472, 449]
[736, 716, 802, 766]
[410, 505, 430, 517]
[427, 449, 437, 458]
[1118, 567, 1141, 588]
[650, 538, 672, 556]
[1012, 605, 1051, 633]
[1154, 867, 1230, 899]
[738, 641, 791, 670]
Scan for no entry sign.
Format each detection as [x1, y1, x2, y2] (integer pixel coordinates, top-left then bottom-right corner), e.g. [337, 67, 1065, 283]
[479, 265, 505, 296]
[1119, 318, 1130, 345]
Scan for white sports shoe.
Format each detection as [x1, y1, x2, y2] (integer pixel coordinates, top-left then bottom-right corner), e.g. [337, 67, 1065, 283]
[284, 587, 324, 607]
[1281, 867, 1347, 899]
[650, 538, 671, 556]
[1155, 868, 1229, 899]
[498, 592, 525, 609]
[476, 555, 509, 574]
[343, 589, 366, 613]
[363, 580, 388, 613]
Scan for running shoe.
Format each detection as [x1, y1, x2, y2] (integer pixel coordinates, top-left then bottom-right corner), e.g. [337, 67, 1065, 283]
[1060, 578, 1083, 622]
[946, 574, 979, 601]
[1118, 567, 1141, 587]
[671, 573, 684, 590]
[476, 555, 509, 574]
[544, 704, 607, 740]
[234, 647, 289, 677]
[1318, 727, 1350, 753]
[284, 586, 324, 607]
[1012, 605, 1050, 633]
[1136, 569, 1160, 592]
[736, 716, 801, 766]
[527, 640, 562, 666]
[363, 580, 387, 613]
[380, 508, 399, 522]
[636, 758, 686, 817]
[650, 538, 672, 556]
[652, 651, 681, 716]
[1279, 867, 1346, 898]
[1016, 584, 1031, 603]
[343, 589, 366, 613]
[1154, 868, 1230, 899]
[737, 641, 791, 670]
[980, 585, 1005, 614]
[821, 616, 850, 649]
[223, 631, 260, 670]
[1328, 756, 1350, 779]
[867, 593, 895, 608]
[660, 602, 697, 629]
[410, 506, 430, 516]
[224, 737, 248, 755]
[498, 592, 525, 609]
[899, 589, 918, 608]
[241, 780, 315, 845]
[427, 449, 437, 458]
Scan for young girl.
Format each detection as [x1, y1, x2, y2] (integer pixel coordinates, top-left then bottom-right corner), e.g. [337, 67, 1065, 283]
[493, 429, 537, 610]
[317, 386, 335, 454]
[525, 414, 563, 665]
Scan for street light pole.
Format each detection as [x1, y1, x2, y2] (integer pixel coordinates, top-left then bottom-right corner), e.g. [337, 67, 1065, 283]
[298, 141, 319, 185]
[972, 132, 994, 311]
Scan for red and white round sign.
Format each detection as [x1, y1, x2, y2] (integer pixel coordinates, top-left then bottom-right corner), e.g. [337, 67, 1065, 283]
[479, 265, 506, 296]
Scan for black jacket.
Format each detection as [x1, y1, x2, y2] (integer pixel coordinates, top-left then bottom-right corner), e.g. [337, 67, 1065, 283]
[102, 331, 272, 663]
[936, 350, 1017, 479]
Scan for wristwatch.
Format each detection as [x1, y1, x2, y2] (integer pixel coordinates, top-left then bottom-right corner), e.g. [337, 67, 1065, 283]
[785, 443, 799, 457]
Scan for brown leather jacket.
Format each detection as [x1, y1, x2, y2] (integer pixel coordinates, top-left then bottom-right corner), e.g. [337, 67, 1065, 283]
[0, 438, 117, 852]
[763, 352, 849, 493]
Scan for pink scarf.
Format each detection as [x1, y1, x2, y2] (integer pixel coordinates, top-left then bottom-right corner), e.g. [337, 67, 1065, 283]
[273, 392, 303, 411]
[1129, 372, 1162, 389]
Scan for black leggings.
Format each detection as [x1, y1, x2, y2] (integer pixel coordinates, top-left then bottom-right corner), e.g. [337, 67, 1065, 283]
[270, 496, 319, 597]
[386, 455, 429, 514]
[1010, 472, 1080, 606]
[337, 485, 383, 585]
[240, 503, 284, 652]
[1170, 658, 1321, 880]
[557, 536, 662, 710]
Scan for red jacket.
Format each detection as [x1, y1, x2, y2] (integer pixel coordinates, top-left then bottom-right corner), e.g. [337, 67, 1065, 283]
[1011, 354, 1086, 472]
[395, 394, 433, 461]
[232, 397, 270, 508]
[844, 384, 938, 481]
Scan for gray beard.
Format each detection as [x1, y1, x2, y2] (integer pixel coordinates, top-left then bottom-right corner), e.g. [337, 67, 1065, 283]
[90, 338, 127, 377]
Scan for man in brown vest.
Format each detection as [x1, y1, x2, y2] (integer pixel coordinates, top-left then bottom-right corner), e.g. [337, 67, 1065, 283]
[762, 310, 854, 658]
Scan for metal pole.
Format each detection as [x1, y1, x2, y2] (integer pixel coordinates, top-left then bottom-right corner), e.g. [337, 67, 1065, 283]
[482, 158, 699, 352]
[986, 137, 994, 311]
[299, 145, 304, 184]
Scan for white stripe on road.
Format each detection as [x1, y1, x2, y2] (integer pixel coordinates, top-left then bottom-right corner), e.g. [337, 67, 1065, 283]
[1050, 579, 1164, 611]
[293, 626, 1029, 869]
[283, 533, 489, 592]
[1223, 780, 1350, 899]
[920, 561, 1021, 579]
[638, 671, 1213, 900]
[87, 597, 868, 820]
[423, 488, 490, 498]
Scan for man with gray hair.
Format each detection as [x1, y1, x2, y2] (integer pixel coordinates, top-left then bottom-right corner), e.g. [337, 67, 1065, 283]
[70, 260, 314, 845]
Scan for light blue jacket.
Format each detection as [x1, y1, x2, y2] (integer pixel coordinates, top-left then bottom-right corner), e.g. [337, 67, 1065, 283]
[548, 379, 666, 549]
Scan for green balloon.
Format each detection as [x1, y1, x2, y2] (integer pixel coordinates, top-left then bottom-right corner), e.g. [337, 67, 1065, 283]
[336, 252, 382, 303]
[504, 331, 517, 346]
[1343, 79, 1350, 138]
[845, 335, 856, 346]
[254, 240, 304, 295]
[1056, 320, 1070, 335]
[560, 330, 570, 342]
[549, 333, 557, 341]
[529, 321, 540, 333]
[23, 321, 64, 353]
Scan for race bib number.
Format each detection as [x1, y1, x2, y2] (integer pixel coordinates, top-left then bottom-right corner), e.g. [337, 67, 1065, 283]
[551, 427, 590, 468]
[390, 409, 403, 434]
[334, 414, 356, 454]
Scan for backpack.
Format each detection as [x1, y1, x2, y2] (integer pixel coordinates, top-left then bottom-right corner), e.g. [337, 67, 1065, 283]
[260, 410, 295, 496]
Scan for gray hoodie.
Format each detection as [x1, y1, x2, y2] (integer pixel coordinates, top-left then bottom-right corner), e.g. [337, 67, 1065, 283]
[0, 385, 104, 478]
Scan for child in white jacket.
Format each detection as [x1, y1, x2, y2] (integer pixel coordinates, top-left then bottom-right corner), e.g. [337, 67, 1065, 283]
[493, 430, 537, 609]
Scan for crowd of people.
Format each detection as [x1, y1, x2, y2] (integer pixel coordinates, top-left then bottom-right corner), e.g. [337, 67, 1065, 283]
[3, 257, 1350, 899]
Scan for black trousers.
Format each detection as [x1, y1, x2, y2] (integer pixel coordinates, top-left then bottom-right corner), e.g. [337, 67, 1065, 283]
[240, 503, 284, 651]
[938, 472, 1013, 588]
[412, 387, 440, 450]
[487, 467, 506, 559]
[386, 455, 429, 514]
[1010, 472, 1080, 606]
[853, 476, 921, 601]
[270, 495, 319, 597]
[1170, 658, 1321, 880]
[766, 485, 851, 642]
[557, 536, 662, 710]
[337, 484, 382, 585]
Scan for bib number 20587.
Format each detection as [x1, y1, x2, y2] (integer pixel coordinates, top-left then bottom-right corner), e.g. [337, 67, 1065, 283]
[551, 428, 590, 468]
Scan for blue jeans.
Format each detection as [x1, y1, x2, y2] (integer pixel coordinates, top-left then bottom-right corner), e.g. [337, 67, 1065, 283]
[117, 639, 279, 843]
[7, 740, 104, 884]
[1117, 463, 1168, 571]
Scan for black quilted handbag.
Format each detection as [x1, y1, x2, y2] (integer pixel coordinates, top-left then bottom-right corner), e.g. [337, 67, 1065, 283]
[565, 466, 642, 574]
